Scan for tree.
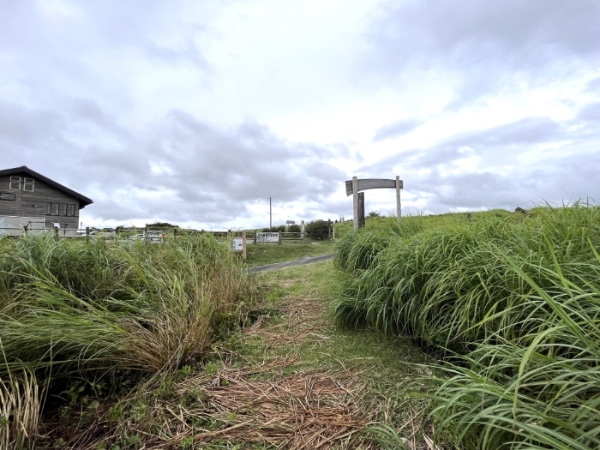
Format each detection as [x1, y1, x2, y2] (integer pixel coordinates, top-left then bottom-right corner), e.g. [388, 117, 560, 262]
[305, 219, 330, 240]
[146, 222, 179, 228]
[367, 211, 381, 218]
[288, 224, 301, 233]
[262, 225, 285, 232]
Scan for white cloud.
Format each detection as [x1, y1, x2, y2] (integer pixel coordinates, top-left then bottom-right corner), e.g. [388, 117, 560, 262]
[1, 0, 599, 229]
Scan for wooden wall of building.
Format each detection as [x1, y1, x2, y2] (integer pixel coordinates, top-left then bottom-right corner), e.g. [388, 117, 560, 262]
[0, 173, 81, 228]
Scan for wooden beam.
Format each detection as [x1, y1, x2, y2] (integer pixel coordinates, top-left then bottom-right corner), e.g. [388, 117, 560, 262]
[345, 178, 403, 196]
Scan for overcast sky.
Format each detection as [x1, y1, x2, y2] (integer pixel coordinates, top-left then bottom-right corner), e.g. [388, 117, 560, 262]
[2, 0, 599, 230]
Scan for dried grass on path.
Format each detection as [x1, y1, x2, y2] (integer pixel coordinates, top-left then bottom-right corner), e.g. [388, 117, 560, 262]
[166, 358, 372, 449]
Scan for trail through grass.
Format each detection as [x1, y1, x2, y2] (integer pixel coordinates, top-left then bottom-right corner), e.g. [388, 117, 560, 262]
[218, 261, 438, 449]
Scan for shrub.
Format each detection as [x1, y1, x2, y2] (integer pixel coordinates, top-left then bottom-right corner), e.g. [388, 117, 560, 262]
[305, 220, 330, 240]
[262, 225, 285, 232]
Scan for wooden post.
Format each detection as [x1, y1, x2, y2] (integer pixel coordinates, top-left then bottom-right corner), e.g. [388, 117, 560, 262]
[396, 175, 402, 224]
[242, 231, 247, 260]
[347, 176, 403, 228]
[358, 192, 365, 229]
[352, 176, 359, 230]
[301, 220, 306, 243]
[173, 228, 178, 240]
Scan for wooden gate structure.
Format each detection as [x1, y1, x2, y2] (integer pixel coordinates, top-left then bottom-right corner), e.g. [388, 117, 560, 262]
[345, 176, 404, 230]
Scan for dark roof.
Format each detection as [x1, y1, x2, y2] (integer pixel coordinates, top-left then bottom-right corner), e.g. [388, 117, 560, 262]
[0, 166, 93, 209]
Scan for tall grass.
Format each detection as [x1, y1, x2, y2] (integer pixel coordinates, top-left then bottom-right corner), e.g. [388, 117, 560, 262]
[0, 234, 258, 448]
[0, 364, 42, 450]
[333, 205, 600, 448]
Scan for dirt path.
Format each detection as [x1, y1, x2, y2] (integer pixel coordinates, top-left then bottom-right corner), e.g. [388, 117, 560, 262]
[158, 260, 432, 449]
[160, 266, 378, 449]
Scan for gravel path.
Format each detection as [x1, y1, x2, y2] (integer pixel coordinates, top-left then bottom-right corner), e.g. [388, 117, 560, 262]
[248, 253, 335, 273]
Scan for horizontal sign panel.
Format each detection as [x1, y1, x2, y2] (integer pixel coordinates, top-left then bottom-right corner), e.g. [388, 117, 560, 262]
[345, 178, 403, 196]
[256, 232, 280, 243]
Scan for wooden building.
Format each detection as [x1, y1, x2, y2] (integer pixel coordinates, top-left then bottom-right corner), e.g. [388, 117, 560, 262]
[0, 166, 93, 230]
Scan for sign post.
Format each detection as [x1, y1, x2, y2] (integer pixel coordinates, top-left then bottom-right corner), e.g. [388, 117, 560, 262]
[232, 232, 247, 259]
[396, 176, 402, 223]
[345, 176, 404, 230]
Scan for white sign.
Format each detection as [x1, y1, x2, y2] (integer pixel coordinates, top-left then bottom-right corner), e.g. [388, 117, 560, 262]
[256, 232, 279, 243]
[232, 238, 244, 252]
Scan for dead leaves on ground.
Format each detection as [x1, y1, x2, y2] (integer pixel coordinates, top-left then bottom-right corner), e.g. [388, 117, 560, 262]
[159, 294, 373, 449]
[164, 358, 371, 449]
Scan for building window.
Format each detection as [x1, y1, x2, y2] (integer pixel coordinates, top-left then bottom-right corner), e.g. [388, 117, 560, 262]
[46, 202, 77, 216]
[0, 192, 16, 201]
[47, 202, 59, 215]
[23, 178, 35, 192]
[9, 176, 21, 190]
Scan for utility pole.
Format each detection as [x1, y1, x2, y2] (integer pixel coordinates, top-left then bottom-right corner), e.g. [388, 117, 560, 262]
[269, 196, 272, 229]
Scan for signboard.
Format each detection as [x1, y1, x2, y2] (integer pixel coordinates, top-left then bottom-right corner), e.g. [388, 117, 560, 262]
[345, 178, 403, 196]
[255, 232, 280, 243]
[286, 220, 295, 225]
[232, 238, 244, 252]
[345, 176, 404, 230]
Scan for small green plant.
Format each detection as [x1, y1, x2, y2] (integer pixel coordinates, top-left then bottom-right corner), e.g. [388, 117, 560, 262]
[203, 361, 221, 376]
[53, 438, 67, 448]
[180, 436, 194, 448]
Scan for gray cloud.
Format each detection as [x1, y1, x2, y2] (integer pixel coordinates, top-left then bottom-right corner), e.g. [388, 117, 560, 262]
[374, 116, 567, 172]
[364, 115, 600, 213]
[359, 0, 600, 109]
[1, 99, 346, 226]
[577, 102, 600, 123]
[366, 0, 600, 70]
[2, 1, 599, 227]
[373, 119, 421, 142]
[445, 117, 565, 149]
[585, 77, 600, 93]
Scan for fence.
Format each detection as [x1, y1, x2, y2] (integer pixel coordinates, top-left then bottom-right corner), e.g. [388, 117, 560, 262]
[0, 225, 236, 242]
[0, 226, 323, 243]
[253, 231, 307, 244]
